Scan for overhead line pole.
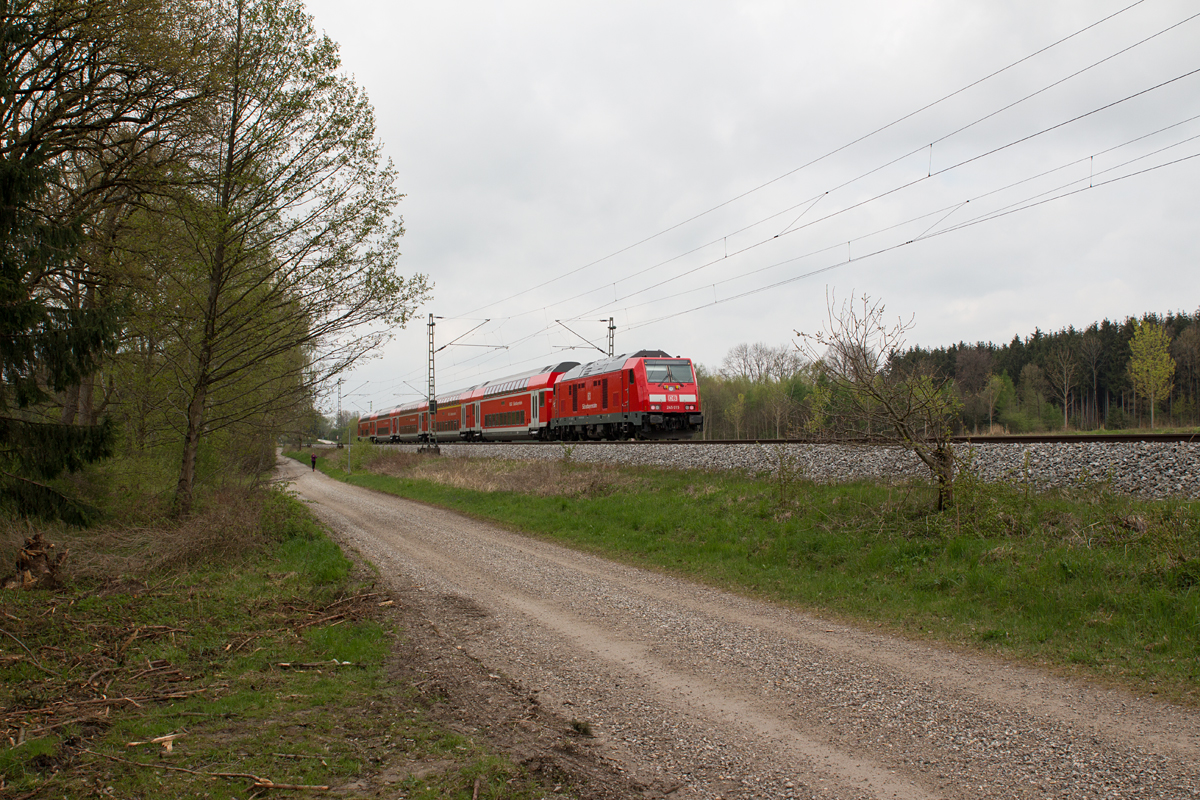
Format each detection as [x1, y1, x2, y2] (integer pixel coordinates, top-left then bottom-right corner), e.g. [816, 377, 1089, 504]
[425, 313, 441, 454]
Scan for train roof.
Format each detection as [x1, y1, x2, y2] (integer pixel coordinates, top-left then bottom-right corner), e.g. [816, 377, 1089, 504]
[470, 361, 579, 399]
[559, 350, 676, 380]
[376, 361, 582, 412]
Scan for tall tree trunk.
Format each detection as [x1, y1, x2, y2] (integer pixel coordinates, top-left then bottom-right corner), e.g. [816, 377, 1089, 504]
[60, 385, 80, 425]
[174, 5, 242, 515]
[175, 381, 208, 514]
[79, 372, 94, 426]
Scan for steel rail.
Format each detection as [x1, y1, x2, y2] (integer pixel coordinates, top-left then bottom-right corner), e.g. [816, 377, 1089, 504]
[380, 431, 1200, 446]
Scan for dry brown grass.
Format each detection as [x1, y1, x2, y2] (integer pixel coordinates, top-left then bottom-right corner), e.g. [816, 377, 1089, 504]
[0, 489, 274, 586]
[367, 452, 631, 498]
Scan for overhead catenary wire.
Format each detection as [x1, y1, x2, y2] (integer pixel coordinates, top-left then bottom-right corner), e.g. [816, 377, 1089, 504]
[441, 108, 1200, 383]
[564, 67, 1200, 323]
[588, 124, 1200, 325]
[481, 9, 1200, 334]
[619, 149, 1200, 335]
[455, 0, 1153, 320]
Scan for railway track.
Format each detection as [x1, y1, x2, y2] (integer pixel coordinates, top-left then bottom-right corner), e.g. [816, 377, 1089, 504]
[364, 431, 1199, 499]
[395, 431, 1200, 447]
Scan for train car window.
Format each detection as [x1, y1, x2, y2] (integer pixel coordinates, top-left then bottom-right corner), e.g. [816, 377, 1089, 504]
[643, 359, 695, 384]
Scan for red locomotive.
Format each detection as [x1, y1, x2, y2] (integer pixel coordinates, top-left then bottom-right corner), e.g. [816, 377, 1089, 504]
[357, 350, 703, 443]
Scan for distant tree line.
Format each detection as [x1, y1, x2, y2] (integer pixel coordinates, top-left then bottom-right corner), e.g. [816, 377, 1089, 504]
[699, 310, 1199, 440]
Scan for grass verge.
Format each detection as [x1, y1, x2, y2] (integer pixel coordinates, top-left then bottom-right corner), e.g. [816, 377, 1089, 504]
[1, 487, 551, 799]
[299, 446, 1200, 705]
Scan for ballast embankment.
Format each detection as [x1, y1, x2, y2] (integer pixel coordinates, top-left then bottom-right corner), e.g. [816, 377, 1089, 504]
[389, 440, 1200, 499]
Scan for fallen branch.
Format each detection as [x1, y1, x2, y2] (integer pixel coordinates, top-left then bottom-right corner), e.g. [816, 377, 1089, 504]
[82, 749, 331, 790]
[274, 660, 361, 670]
[0, 626, 60, 677]
[325, 591, 386, 610]
[86, 666, 118, 685]
[12, 688, 208, 722]
[294, 613, 347, 631]
[120, 626, 186, 653]
[225, 635, 259, 655]
[28, 711, 114, 736]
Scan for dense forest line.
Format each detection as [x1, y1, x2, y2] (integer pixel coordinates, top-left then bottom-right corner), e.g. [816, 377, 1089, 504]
[698, 311, 1199, 440]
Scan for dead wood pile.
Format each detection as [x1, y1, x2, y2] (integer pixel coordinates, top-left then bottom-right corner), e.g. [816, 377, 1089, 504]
[2, 532, 68, 590]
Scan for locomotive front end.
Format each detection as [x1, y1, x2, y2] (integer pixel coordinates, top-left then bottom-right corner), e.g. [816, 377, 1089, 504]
[636, 356, 704, 439]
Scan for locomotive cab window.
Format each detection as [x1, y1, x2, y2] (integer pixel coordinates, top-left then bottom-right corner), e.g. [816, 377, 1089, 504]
[643, 359, 694, 384]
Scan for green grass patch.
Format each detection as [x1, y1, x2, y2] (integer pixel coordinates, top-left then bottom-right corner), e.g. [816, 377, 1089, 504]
[295, 448, 1200, 704]
[1, 487, 551, 798]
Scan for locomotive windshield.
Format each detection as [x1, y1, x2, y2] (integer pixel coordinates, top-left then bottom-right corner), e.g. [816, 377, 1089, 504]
[643, 359, 694, 384]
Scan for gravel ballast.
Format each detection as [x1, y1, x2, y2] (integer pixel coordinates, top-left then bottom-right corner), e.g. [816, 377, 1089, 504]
[381, 439, 1200, 499]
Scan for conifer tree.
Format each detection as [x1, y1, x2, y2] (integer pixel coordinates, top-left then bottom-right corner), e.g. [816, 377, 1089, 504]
[0, 161, 117, 521]
[1, 0, 198, 519]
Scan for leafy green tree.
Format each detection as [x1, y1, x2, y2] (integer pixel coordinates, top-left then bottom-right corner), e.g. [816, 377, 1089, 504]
[160, 0, 430, 513]
[1127, 319, 1175, 429]
[980, 373, 1011, 431]
[723, 392, 746, 439]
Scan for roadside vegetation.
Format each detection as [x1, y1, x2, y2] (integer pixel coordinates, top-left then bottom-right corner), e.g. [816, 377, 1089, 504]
[0, 485, 555, 799]
[304, 445, 1200, 705]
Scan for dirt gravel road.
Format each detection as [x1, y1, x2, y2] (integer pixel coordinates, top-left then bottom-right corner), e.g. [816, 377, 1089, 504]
[282, 457, 1200, 799]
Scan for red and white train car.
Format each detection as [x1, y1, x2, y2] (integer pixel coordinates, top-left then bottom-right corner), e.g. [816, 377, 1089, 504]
[356, 350, 703, 443]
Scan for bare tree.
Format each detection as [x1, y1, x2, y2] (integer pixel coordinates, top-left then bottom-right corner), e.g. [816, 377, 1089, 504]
[1045, 343, 1076, 429]
[1078, 332, 1104, 428]
[796, 292, 959, 510]
[955, 346, 993, 394]
[1171, 325, 1200, 416]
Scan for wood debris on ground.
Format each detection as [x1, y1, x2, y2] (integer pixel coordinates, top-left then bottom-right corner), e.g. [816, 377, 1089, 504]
[2, 533, 68, 590]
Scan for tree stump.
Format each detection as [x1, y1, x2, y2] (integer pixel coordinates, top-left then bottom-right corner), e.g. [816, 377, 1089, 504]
[2, 533, 68, 590]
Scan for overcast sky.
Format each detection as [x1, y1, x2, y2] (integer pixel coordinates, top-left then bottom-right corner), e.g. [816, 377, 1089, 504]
[301, 0, 1200, 416]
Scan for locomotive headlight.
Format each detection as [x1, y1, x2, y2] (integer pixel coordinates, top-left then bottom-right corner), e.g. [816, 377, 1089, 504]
[686, 404, 695, 410]
[651, 404, 660, 411]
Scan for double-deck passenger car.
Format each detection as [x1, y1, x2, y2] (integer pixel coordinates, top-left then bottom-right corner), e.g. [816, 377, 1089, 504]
[356, 350, 703, 443]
